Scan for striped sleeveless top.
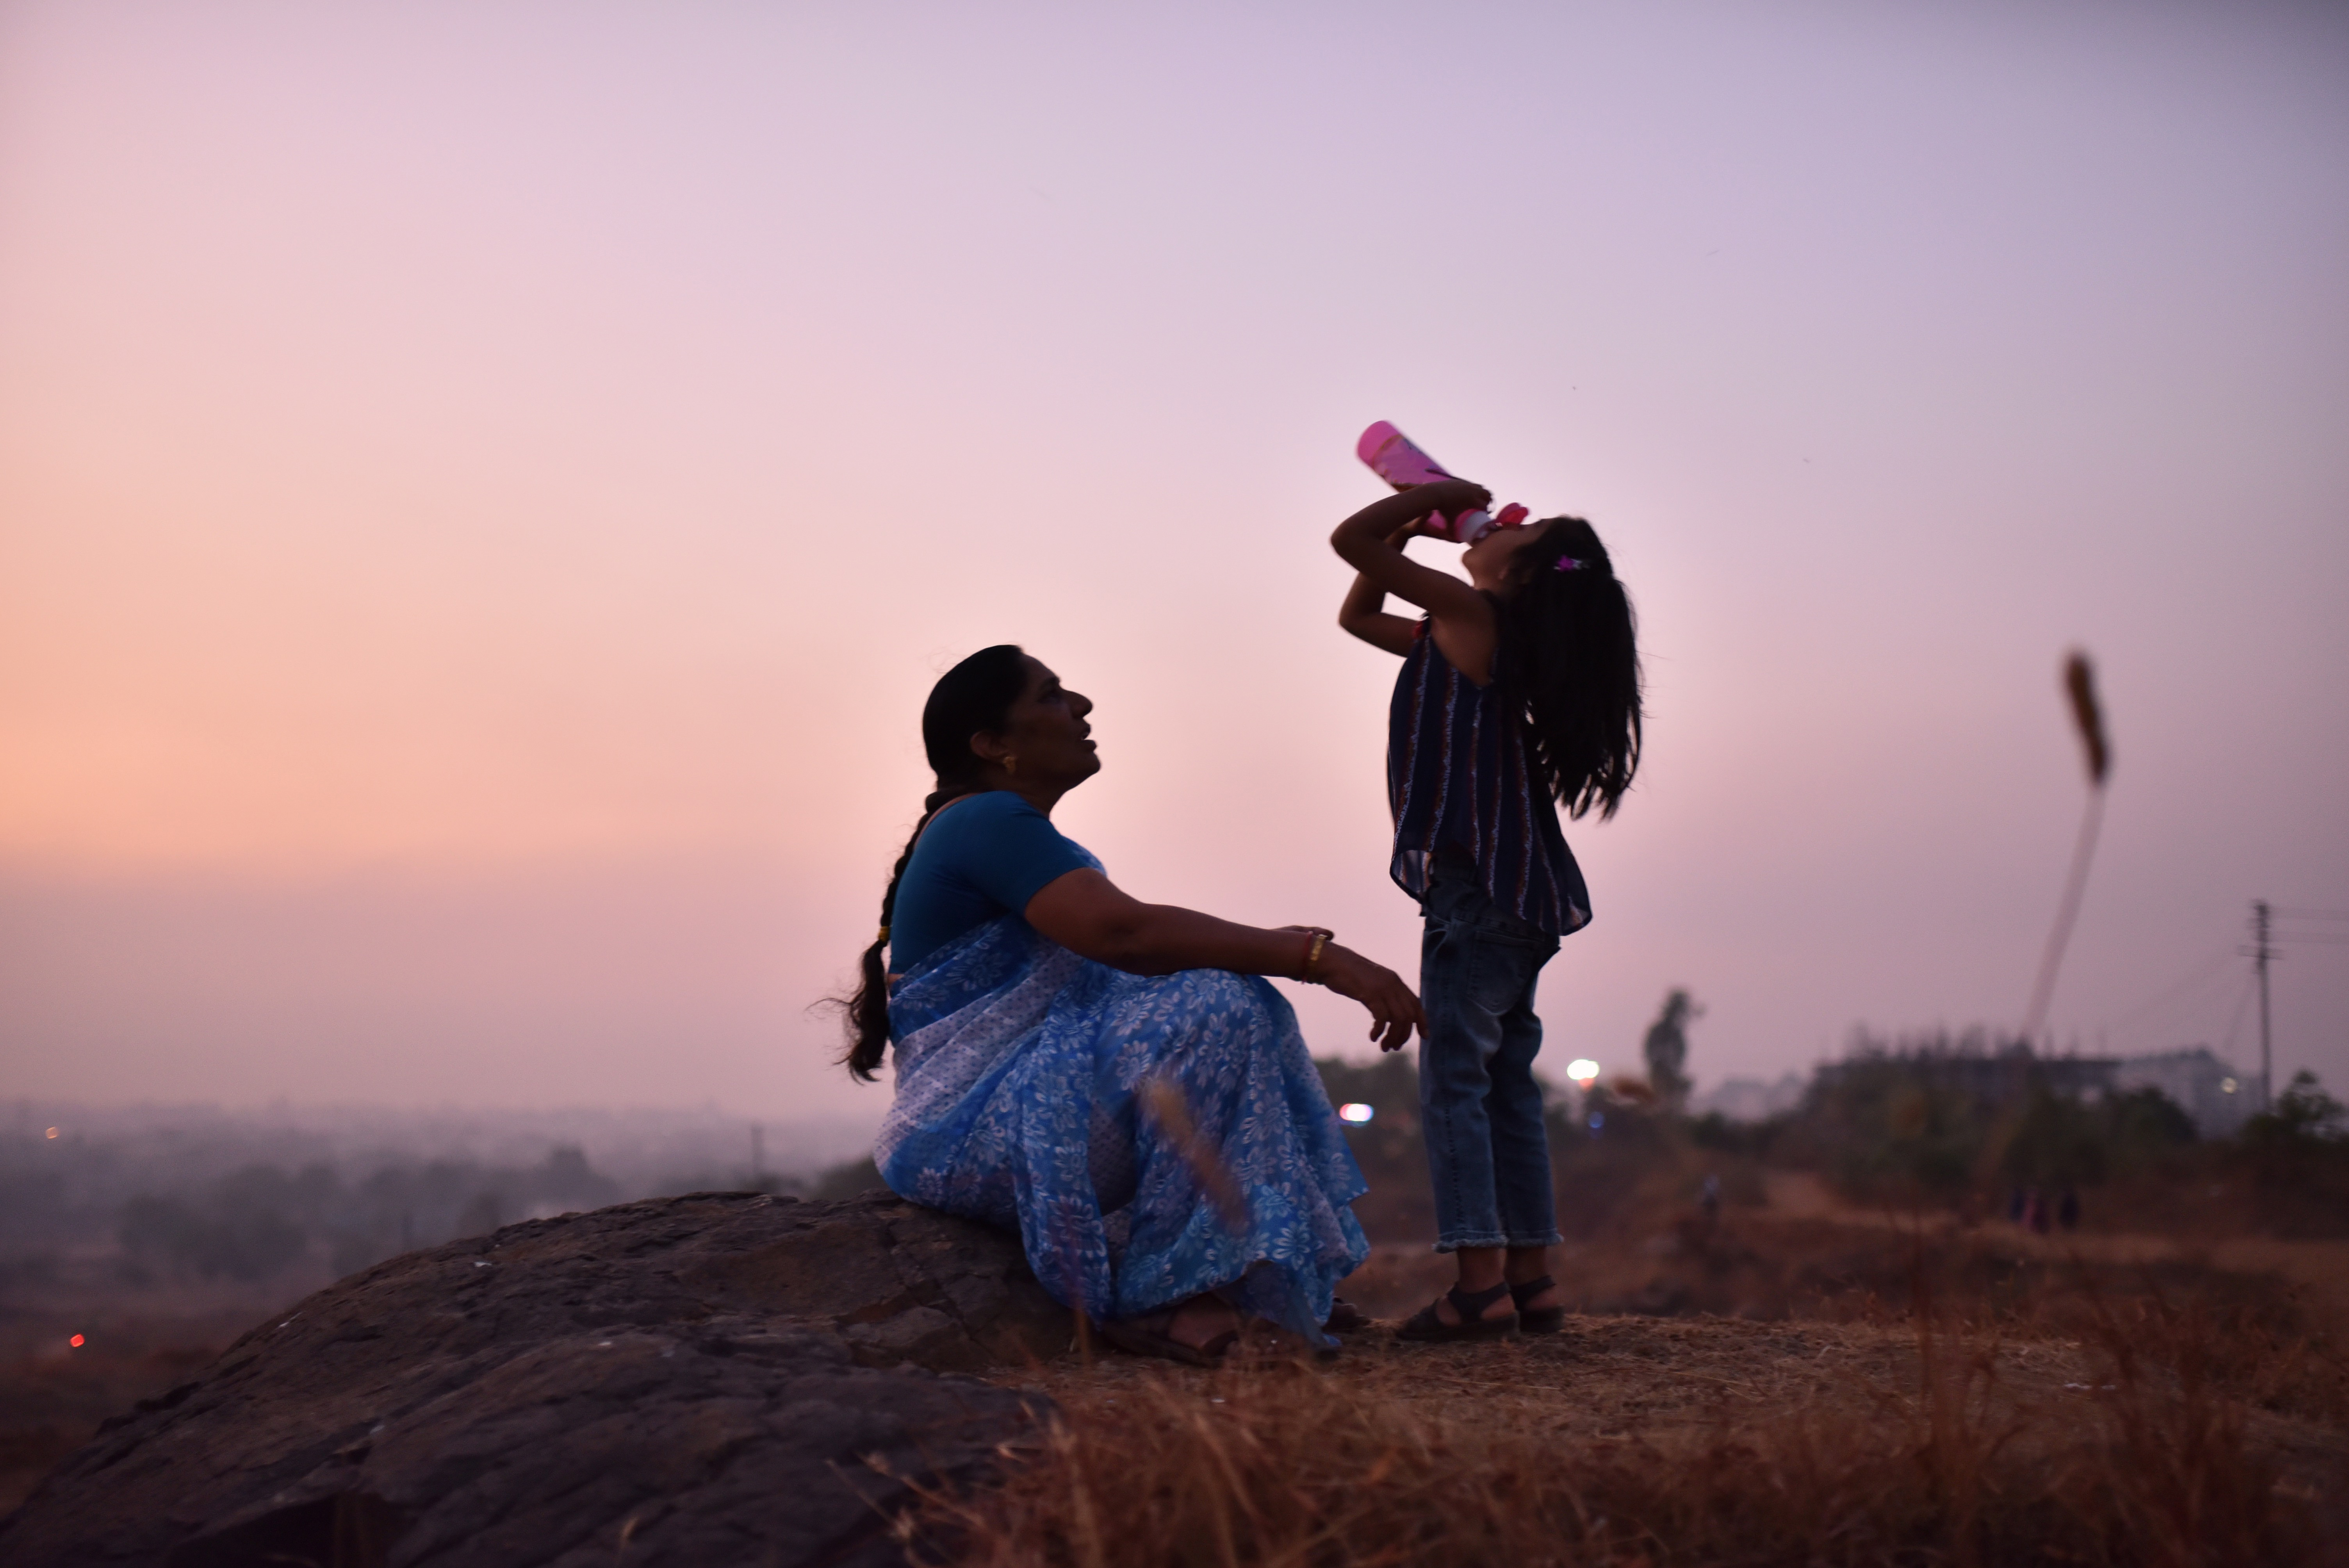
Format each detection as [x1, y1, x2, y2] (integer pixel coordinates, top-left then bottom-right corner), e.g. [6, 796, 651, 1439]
[1388, 619, 1591, 936]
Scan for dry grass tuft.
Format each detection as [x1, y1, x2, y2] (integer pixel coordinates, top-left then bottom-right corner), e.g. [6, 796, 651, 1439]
[913, 1301, 2337, 1568]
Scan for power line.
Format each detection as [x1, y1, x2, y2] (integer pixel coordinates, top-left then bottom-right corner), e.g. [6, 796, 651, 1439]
[2096, 947, 2245, 1039]
[2270, 906, 2349, 920]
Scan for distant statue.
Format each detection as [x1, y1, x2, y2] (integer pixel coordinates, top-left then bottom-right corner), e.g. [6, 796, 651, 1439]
[1641, 989, 1702, 1111]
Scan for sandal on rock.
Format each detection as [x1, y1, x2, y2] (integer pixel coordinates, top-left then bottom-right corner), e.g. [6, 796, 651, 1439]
[1511, 1275, 1565, 1335]
[1396, 1279, 1517, 1343]
[1323, 1297, 1374, 1335]
[1098, 1308, 1238, 1368]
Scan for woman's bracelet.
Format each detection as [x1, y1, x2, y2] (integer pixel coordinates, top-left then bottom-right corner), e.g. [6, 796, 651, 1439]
[1299, 927, 1334, 983]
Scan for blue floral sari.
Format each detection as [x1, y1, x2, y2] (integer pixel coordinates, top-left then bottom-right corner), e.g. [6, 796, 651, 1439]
[876, 915, 1370, 1341]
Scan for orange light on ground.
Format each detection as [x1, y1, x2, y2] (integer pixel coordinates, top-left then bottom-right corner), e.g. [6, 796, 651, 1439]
[69, 1334, 84, 1348]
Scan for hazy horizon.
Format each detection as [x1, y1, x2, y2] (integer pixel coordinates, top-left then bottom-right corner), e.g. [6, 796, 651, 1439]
[4, 0, 2345, 1121]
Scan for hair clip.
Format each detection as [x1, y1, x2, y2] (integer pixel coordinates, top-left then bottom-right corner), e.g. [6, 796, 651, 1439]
[1553, 556, 1588, 572]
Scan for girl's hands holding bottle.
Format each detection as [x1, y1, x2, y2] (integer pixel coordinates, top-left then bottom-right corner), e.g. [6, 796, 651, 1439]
[1410, 477, 1494, 526]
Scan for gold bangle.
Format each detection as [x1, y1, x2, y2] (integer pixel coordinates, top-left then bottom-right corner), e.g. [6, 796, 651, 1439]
[1303, 928, 1333, 983]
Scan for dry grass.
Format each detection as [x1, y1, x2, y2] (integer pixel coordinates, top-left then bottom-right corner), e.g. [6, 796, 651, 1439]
[902, 1123, 2349, 1566]
[912, 1287, 2344, 1568]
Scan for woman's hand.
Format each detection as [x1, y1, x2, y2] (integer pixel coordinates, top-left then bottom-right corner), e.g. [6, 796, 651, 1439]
[1312, 943, 1426, 1052]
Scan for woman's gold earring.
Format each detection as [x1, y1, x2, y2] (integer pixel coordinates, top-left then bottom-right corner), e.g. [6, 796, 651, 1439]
[1003, 755, 1018, 777]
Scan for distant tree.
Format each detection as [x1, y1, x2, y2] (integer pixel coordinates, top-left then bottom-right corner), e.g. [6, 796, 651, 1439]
[1641, 989, 1702, 1112]
[455, 1191, 504, 1238]
[118, 1193, 305, 1281]
[1998, 1086, 2194, 1190]
[2246, 1070, 2346, 1147]
[811, 1156, 883, 1201]
[533, 1145, 617, 1206]
[118, 1196, 207, 1273]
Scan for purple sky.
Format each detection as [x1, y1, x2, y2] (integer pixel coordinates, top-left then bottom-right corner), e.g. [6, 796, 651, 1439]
[3, 1, 2345, 1129]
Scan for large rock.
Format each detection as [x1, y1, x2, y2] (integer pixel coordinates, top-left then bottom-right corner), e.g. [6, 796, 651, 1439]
[0, 1190, 1069, 1568]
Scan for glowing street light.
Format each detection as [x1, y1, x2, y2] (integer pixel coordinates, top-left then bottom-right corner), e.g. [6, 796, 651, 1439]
[1566, 1059, 1600, 1085]
[1337, 1103, 1375, 1124]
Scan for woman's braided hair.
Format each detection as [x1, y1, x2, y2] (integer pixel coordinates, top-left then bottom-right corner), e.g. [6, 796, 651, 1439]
[838, 644, 1030, 1081]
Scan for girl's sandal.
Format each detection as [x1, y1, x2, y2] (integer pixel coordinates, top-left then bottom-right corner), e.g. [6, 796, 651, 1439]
[1395, 1279, 1518, 1343]
[1323, 1297, 1374, 1335]
[1098, 1308, 1239, 1368]
[1510, 1275, 1566, 1335]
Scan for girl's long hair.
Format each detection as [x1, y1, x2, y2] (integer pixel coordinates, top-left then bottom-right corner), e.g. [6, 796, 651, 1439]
[838, 643, 1030, 1082]
[1494, 517, 1643, 819]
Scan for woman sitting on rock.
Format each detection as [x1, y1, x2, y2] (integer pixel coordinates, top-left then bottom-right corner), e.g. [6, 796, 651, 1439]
[840, 644, 1422, 1361]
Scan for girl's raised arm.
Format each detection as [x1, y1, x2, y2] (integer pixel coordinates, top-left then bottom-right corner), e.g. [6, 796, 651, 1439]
[1331, 478, 1499, 671]
[1337, 522, 1426, 656]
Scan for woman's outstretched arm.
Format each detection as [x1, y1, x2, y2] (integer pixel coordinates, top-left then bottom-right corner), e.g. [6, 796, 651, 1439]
[1024, 868, 1424, 1050]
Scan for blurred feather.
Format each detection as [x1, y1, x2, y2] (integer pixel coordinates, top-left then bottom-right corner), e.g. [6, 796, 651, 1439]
[2064, 652, 2111, 787]
[2023, 650, 2113, 1044]
[1137, 1078, 1250, 1232]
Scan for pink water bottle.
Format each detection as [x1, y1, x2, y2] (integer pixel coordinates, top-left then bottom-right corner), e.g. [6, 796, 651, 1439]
[1356, 422, 1528, 544]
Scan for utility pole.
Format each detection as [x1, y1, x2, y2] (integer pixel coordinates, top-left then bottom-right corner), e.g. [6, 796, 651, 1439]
[750, 1123, 764, 1190]
[2251, 900, 2276, 1113]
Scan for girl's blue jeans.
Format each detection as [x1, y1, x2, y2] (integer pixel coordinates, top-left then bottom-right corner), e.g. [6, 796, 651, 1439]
[1418, 857, 1563, 1253]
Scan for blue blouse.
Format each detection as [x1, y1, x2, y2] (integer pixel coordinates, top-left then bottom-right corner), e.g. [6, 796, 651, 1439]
[888, 792, 1099, 973]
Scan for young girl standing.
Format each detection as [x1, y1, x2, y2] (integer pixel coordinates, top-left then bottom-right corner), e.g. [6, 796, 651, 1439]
[1332, 474, 1642, 1339]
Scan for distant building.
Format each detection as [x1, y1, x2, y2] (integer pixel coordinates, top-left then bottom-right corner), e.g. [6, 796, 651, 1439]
[1798, 1035, 2252, 1137]
[2114, 1048, 2260, 1138]
[1812, 1041, 2120, 1107]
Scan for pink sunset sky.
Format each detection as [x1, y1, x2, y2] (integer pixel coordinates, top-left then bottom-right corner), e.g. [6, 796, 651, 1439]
[3, 1, 2345, 1131]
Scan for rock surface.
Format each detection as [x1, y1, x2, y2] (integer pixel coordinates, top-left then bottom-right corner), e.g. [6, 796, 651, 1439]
[0, 1189, 1069, 1568]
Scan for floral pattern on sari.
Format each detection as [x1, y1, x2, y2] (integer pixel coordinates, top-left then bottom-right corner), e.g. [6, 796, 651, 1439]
[876, 915, 1369, 1341]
